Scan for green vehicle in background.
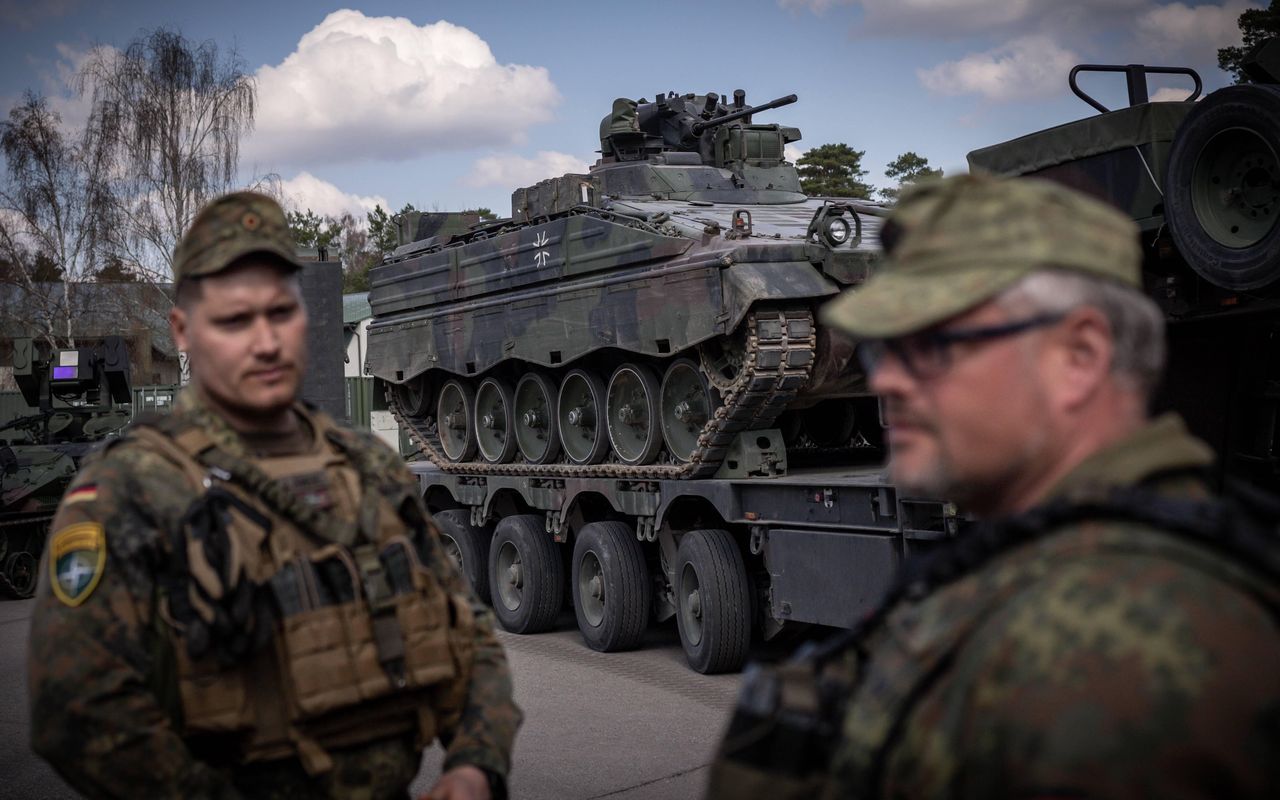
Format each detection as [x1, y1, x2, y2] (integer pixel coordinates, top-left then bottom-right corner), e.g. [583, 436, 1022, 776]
[0, 337, 131, 598]
[368, 91, 887, 478]
[363, 92, 958, 674]
[968, 40, 1280, 495]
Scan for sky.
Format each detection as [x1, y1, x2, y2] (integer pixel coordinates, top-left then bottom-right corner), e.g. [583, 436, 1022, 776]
[0, 0, 1258, 223]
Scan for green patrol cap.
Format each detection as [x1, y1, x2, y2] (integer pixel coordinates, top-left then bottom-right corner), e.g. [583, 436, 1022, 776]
[820, 173, 1142, 339]
[172, 191, 301, 286]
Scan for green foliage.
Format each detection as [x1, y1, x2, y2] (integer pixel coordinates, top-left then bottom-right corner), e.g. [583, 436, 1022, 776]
[797, 143, 874, 199]
[1218, 1, 1280, 83]
[286, 209, 342, 252]
[880, 151, 943, 202]
[94, 257, 138, 282]
[464, 207, 498, 221]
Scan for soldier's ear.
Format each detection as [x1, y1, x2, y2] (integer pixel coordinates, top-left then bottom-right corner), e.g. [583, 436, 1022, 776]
[170, 306, 190, 353]
[1048, 306, 1113, 411]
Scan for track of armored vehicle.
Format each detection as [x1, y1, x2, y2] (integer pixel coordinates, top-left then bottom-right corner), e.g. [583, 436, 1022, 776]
[369, 91, 887, 479]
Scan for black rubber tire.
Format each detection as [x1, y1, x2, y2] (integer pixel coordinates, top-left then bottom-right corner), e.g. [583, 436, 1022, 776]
[571, 521, 651, 652]
[674, 529, 751, 674]
[488, 514, 564, 634]
[1165, 83, 1280, 291]
[433, 509, 494, 605]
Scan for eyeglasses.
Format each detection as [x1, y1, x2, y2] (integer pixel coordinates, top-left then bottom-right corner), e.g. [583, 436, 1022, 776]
[858, 313, 1066, 381]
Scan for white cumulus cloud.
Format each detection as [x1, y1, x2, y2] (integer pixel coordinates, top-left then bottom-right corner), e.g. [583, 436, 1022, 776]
[785, 144, 806, 163]
[277, 172, 389, 220]
[1150, 86, 1200, 102]
[246, 10, 561, 167]
[917, 35, 1080, 102]
[464, 151, 592, 189]
[1136, 1, 1251, 64]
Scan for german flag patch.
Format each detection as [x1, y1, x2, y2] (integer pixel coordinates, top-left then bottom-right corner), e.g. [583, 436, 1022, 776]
[63, 485, 98, 506]
[49, 522, 106, 607]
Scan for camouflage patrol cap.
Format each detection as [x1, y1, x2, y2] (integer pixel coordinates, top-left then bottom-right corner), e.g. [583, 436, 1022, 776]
[172, 191, 300, 286]
[820, 173, 1142, 339]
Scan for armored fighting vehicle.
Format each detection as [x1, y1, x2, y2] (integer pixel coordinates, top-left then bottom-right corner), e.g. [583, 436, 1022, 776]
[968, 42, 1280, 493]
[367, 91, 887, 479]
[0, 337, 131, 597]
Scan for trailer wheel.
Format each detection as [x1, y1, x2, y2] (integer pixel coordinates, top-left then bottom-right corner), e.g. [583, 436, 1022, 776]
[433, 509, 493, 605]
[674, 529, 751, 674]
[572, 521, 651, 652]
[488, 514, 563, 634]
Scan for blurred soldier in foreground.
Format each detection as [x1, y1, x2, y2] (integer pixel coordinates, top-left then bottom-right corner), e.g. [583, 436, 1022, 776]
[28, 192, 520, 800]
[707, 174, 1280, 798]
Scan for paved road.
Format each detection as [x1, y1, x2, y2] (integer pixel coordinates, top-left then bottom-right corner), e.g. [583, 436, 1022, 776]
[3, 601, 750, 799]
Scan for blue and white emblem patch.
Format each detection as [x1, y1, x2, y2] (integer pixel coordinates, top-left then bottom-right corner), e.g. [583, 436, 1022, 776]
[49, 522, 106, 607]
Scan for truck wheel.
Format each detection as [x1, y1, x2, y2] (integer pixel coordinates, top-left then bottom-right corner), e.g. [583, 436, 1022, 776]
[674, 529, 751, 674]
[433, 509, 493, 605]
[1165, 83, 1280, 290]
[488, 514, 563, 634]
[572, 521, 651, 652]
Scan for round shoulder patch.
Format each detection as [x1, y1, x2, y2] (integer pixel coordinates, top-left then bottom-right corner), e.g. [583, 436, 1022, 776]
[49, 522, 106, 607]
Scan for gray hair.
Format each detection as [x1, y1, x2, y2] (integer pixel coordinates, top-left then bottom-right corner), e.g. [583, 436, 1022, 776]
[996, 270, 1166, 397]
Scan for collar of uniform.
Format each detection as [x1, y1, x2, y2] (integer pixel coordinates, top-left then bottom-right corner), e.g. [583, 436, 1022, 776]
[1043, 413, 1215, 503]
[172, 387, 315, 460]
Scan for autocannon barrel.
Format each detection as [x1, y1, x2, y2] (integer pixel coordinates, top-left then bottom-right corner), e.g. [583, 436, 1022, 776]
[691, 93, 798, 135]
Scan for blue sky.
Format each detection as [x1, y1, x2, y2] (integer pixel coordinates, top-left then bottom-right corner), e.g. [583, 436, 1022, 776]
[0, 0, 1256, 221]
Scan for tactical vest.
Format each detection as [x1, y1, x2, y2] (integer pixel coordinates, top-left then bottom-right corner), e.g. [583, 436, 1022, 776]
[707, 483, 1280, 800]
[129, 405, 475, 775]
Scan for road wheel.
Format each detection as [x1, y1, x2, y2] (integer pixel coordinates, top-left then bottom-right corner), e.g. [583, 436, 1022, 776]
[437, 379, 477, 462]
[1166, 83, 1280, 290]
[558, 369, 610, 465]
[606, 363, 663, 466]
[433, 509, 493, 604]
[3, 551, 37, 599]
[674, 529, 751, 674]
[660, 358, 717, 463]
[514, 372, 561, 464]
[475, 377, 517, 464]
[394, 374, 432, 417]
[488, 514, 563, 634]
[572, 521, 651, 652]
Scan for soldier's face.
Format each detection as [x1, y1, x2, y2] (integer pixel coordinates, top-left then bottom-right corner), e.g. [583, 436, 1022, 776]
[868, 300, 1057, 516]
[170, 260, 308, 429]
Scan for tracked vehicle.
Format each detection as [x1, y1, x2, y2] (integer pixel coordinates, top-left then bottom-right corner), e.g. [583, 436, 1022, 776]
[367, 91, 887, 480]
[1, 337, 131, 597]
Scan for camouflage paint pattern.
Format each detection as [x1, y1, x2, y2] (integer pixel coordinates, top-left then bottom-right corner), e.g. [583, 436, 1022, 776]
[826, 415, 1280, 798]
[27, 390, 521, 798]
[365, 90, 881, 391]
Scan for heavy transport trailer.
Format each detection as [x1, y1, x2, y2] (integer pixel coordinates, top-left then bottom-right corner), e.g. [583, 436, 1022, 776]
[406, 433, 958, 674]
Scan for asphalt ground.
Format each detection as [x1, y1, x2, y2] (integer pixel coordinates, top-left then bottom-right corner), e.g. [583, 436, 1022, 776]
[3, 601, 752, 799]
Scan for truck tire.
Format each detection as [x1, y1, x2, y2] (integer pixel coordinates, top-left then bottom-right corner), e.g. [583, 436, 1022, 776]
[572, 521, 651, 652]
[1165, 83, 1280, 291]
[674, 529, 751, 674]
[488, 514, 564, 634]
[433, 509, 493, 605]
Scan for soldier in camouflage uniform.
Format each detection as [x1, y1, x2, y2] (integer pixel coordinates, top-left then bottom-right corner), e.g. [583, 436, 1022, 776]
[27, 192, 521, 800]
[707, 174, 1280, 798]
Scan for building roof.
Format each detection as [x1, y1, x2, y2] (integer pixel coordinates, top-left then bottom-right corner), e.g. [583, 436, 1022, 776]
[0, 282, 177, 356]
[343, 292, 372, 325]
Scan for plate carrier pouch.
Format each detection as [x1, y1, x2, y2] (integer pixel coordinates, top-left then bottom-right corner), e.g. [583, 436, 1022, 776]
[131, 404, 477, 775]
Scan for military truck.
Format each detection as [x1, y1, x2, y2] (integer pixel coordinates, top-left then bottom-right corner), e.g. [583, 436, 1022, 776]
[1, 337, 131, 597]
[968, 43, 1280, 495]
[365, 91, 956, 673]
